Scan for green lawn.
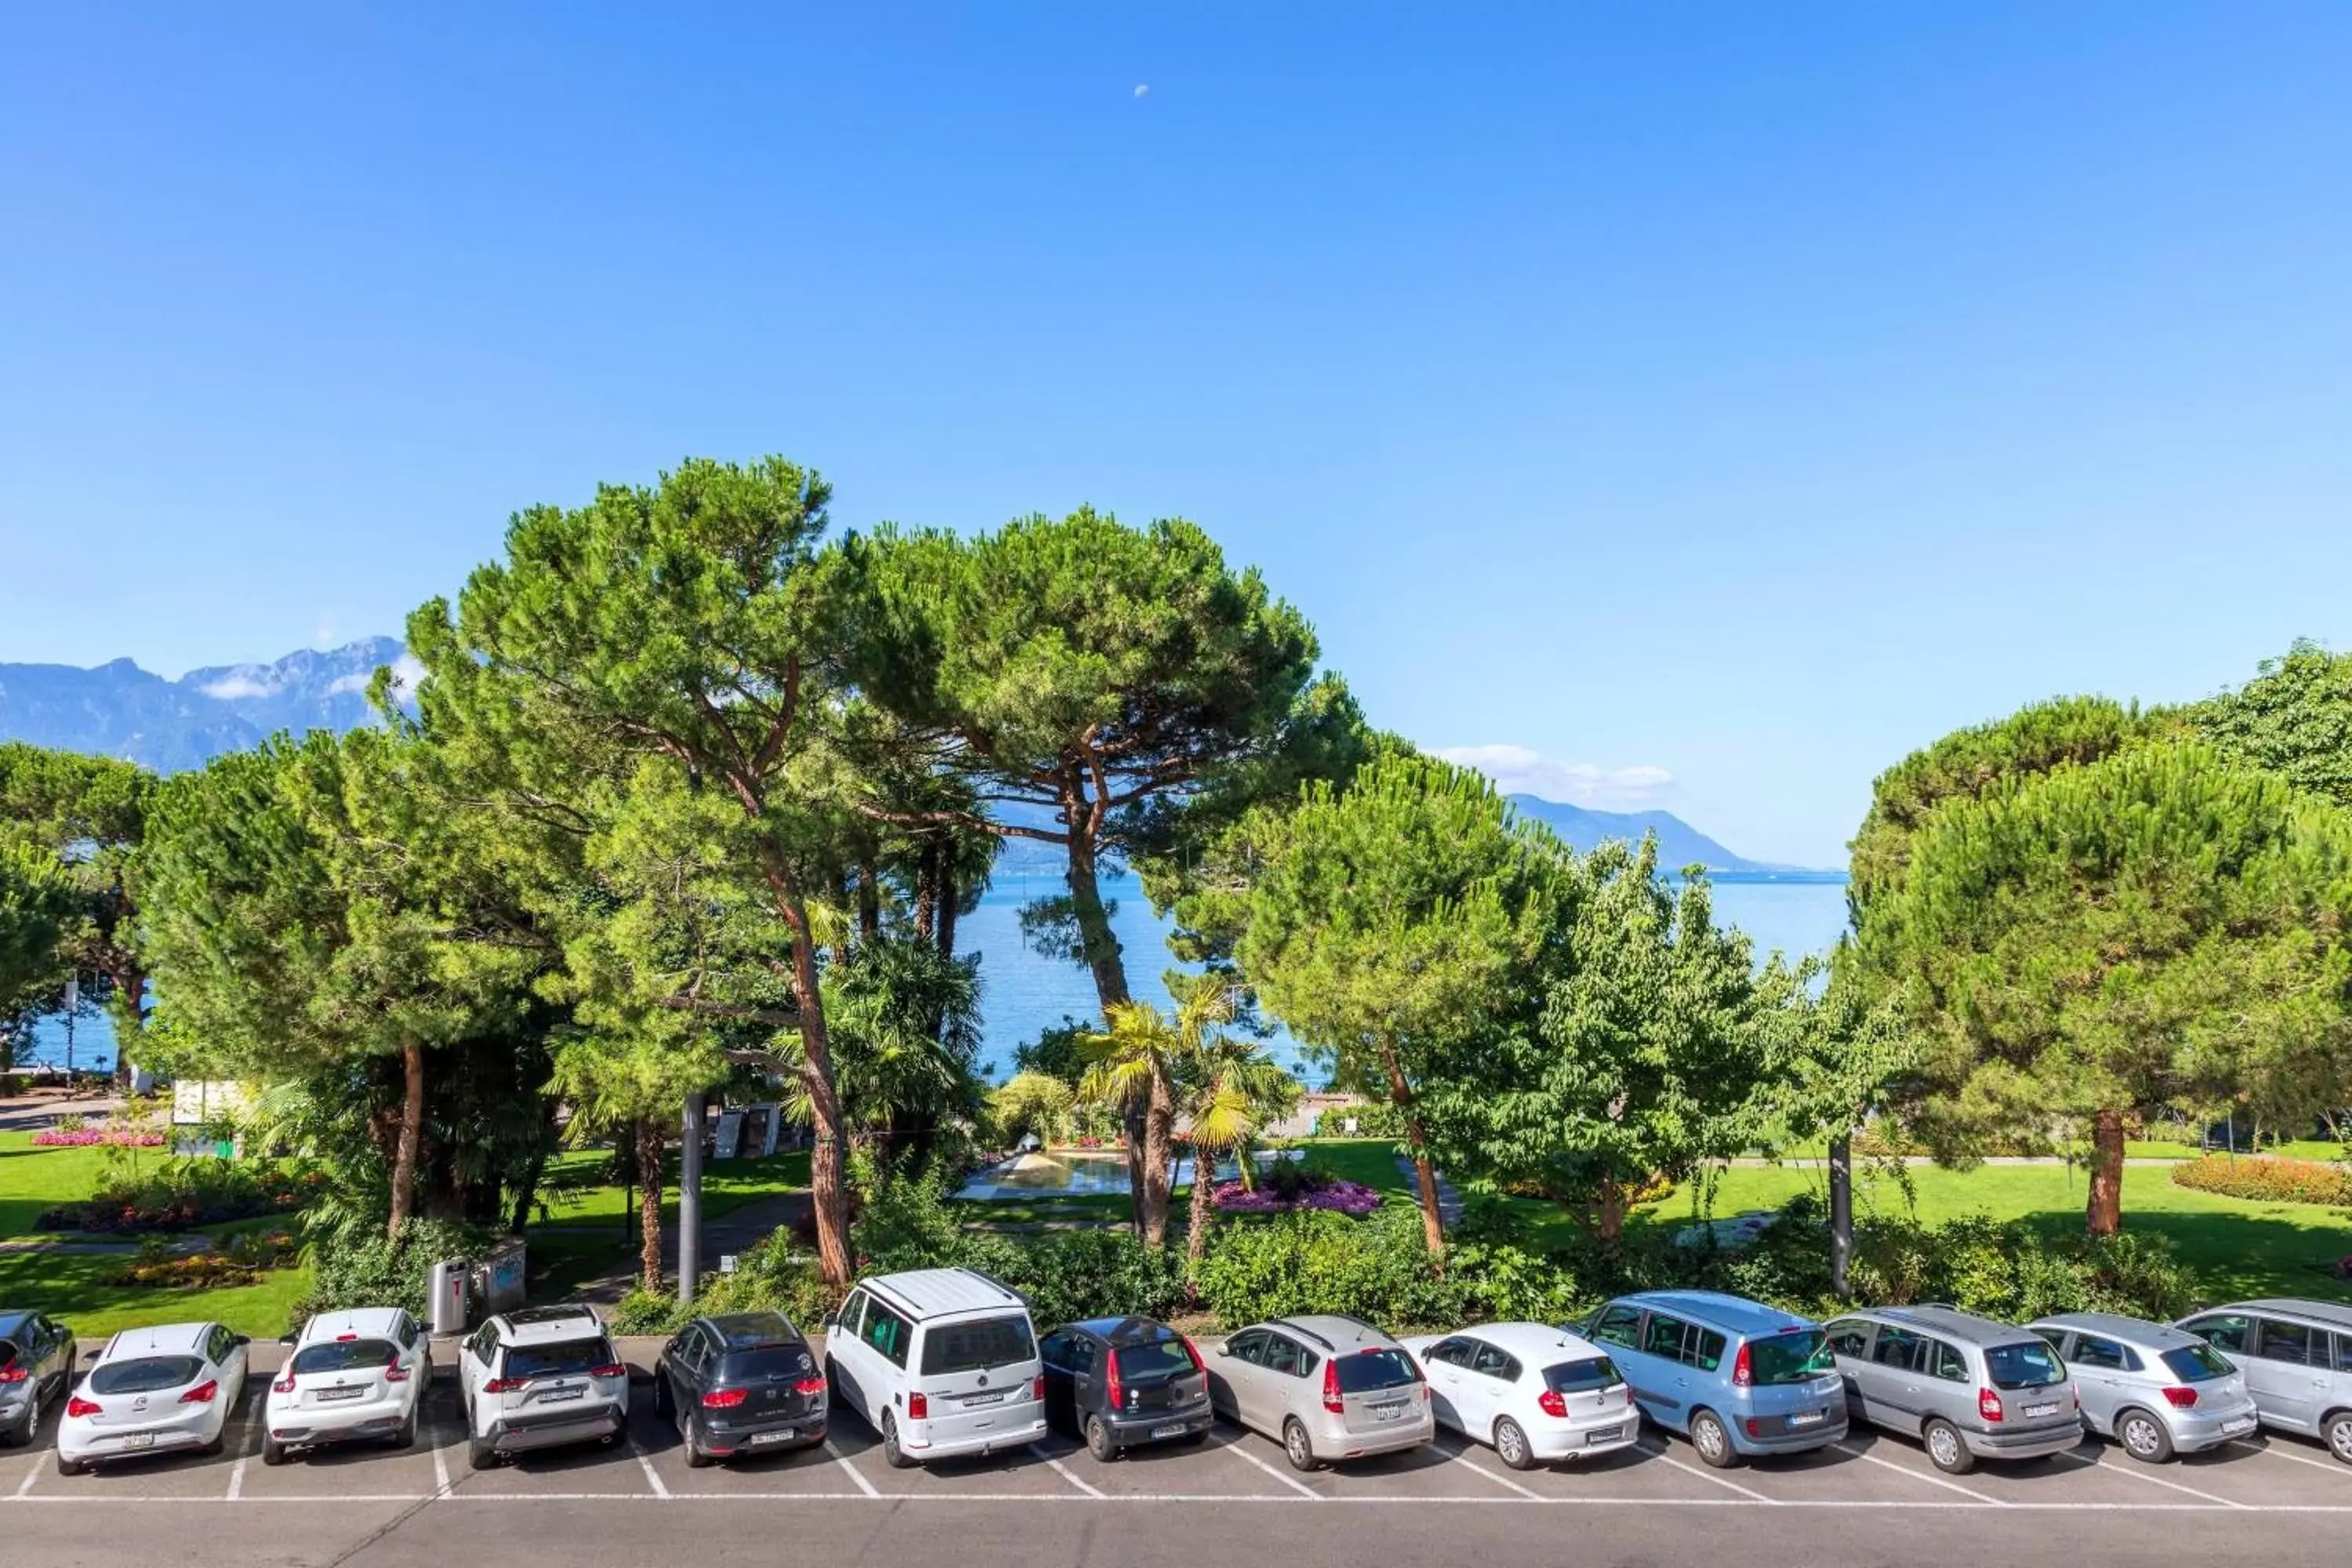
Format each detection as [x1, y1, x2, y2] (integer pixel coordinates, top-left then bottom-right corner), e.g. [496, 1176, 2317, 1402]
[531, 1145, 811, 1226]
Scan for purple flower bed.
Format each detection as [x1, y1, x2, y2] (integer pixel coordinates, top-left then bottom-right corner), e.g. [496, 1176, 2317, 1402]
[1210, 1178, 1381, 1216]
[32, 1128, 166, 1147]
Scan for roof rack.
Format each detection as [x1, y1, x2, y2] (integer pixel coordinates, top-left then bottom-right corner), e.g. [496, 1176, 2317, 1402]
[1270, 1318, 1335, 1352]
[967, 1270, 1027, 1307]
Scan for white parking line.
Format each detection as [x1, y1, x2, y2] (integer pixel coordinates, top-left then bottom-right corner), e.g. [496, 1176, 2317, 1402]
[13, 1490, 2352, 1511]
[1830, 1441, 2005, 1505]
[1635, 1438, 1776, 1504]
[13, 1461, 40, 1498]
[1433, 1440, 1541, 1501]
[224, 1390, 264, 1501]
[2045, 1449, 2243, 1508]
[1031, 1443, 1106, 1498]
[823, 1437, 880, 1498]
[626, 1436, 670, 1499]
[1214, 1434, 1321, 1499]
[2232, 1438, 2352, 1477]
[430, 1395, 452, 1494]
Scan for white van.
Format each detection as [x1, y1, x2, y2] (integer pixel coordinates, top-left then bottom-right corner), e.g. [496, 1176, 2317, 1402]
[823, 1269, 1047, 1468]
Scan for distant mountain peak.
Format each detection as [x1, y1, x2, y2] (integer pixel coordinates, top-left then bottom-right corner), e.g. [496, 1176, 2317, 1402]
[1503, 794, 1839, 879]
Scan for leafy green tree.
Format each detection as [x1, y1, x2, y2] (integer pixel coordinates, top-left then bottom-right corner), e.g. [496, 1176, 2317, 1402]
[0, 842, 74, 1069]
[1450, 840, 1812, 1243]
[547, 1029, 730, 1293]
[407, 456, 866, 1283]
[803, 935, 985, 1171]
[989, 1071, 1076, 1148]
[2192, 640, 2352, 807]
[1867, 742, 2352, 1234]
[1238, 754, 1560, 1259]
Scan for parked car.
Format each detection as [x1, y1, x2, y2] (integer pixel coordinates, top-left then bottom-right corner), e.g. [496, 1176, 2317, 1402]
[2174, 1298, 2352, 1465]
[0, 1310, 77, 1448]
[56, 1321, 250, 1475]
[1824, 1305, 2080, 1474]
[824, 1268, 1047, 1469]
[1040, 1316, 1213, 1461]
[456, 1304, 630, 1468]
[1583, 1290, 1846, 1468]
[1402, 1323, 1639, 1470]
[1207, 1314, 1434, 1472]
[652, 1310, 828, 1466]
[2027, 1312, 2257, 1463]
[263, 1307, 428, 1465]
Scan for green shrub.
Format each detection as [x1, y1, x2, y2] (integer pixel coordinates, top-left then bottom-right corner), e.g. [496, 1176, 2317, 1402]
[291, 1218, 501, 1323]
[2170, 1154, 2352, 1207]
[1195, 1206, 1466, 1330]
[608, 1289, 694, 1335]
[1312, 1102, 1403, 1139]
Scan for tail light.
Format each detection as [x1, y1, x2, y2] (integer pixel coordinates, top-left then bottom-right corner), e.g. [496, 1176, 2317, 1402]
[906, 1392, 928, 1421]
[589, 1363, 628, 1380]
[1321, 1359, 1345, 1415]
[702, 1388, 748, 1409]
[384, 1352, 411, 1384]
[335, 1333, 358, 1341]
[793, 1376, 827, 1397]
[1106, 1354, 1127, 1411]
[483, 1377, 524, 1394]
[1730, 1343, 1754, 1388]
[1031, 1375, 1047, 1403]
[1537, 1389, 1569, 1418]
[1180, 1338, 1206, 1374]
[1977, 1388, 2004, 1423]
[273, 1370, 298, 1394]
[1625, 1385, 1637, 1406]
[180, 1379, 220, 1404]
[67, 1396, 101, 1418]
[0, 1366, 27, 1384]
[2161, 1385, 2198, 1409]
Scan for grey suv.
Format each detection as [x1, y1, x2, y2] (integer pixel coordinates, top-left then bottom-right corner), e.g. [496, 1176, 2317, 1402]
[1824, 1305, 2081, 1473]
[2174, 1299, 2352, 1465]
[1207, 1315, 1434, 1471]
[2027, 1312, 2257, 1462]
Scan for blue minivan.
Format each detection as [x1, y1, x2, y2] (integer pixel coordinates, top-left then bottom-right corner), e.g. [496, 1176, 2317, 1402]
[1578, 1290, 1847, 1467]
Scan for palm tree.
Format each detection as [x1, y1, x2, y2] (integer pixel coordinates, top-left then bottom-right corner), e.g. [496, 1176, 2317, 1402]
[1173, 993, 1302, 1266]
[1079, 1000, 1187, 1247]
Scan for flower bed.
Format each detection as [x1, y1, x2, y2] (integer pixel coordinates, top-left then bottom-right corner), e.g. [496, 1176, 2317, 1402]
[2169, 1153, 2351, 1207]
[37, 1166, 324, 1235]
[31, 1127, 167, 1148]
[1210, 1176, 1381, 1216]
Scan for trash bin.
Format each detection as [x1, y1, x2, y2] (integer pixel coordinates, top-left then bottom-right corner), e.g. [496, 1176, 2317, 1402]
[428, 1259, 470, 1335]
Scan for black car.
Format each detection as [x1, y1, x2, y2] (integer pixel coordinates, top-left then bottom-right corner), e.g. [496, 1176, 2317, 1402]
[1040, 1316, 1214, 1461]
[651, 1311, 827, 1466]
[0, 1311, 77, 1447]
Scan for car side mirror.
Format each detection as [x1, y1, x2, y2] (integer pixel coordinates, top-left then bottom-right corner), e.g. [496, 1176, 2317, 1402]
[1216, 1345, 1232, 1358]
[279, 1333, 299, 1347]
[233, 1335, 252, 1348]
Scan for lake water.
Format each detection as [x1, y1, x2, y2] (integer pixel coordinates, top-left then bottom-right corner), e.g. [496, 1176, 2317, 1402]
[17, 872, 1852, 1088]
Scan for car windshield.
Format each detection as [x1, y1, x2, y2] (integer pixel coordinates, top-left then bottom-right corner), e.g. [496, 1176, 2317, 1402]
[1112, 1341, 1195, 1381]
[2162, 1344, 2235, 1383]
[1747, 1330, 1835, 1385]
[504, 1338, 615, 1380]
[1984, 1341, 2066, 1390]
[291, 1340, 397, 1375]
[89, 1356, 205, 1395]
[1543, 1356, 1624, 1393]
[1334, 1348, 1421, 1394]
[720, 1346, 817, 1383]
[920, 1316, 1036, 1376]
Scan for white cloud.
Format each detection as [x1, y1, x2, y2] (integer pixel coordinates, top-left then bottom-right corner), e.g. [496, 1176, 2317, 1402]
[1134, 83, 1149, 98]
[327, 673, 371, 696]
[198, 674, 274, 702]
[385, 652, 426, 699]
[1434, 744, 1675, 810]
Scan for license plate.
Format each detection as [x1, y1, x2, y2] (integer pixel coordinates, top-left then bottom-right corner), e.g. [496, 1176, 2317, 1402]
[1586, 1425, 1624, 1445]
[122, 1432, 154, 1450]
[963, 1390, 1007, 1406]
[748, 1428, 796, 1445]
[539, 1388, 586, 1403]
[2022, 1403, 2060, 1419]
[1788, 1409, 1825, 1427]
[318, 1387, 367, 1402]
[2223, 1417, 2257, 1434]
[1371, 1403, 1405, 1422]
[1149, 1423, 1189, 1439]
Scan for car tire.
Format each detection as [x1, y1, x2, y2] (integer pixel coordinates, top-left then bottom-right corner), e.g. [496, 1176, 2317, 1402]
[880, 1412, 920, 1470]
[1923, 1417, 1976, 1475]
[262, 1436, 288, 1467]
[56, 1453, 86, 1477]
[391, 1402, 417, 1450]
[198, 1431, 226, 1458]
[1493, 1416, 1537, 1472]
[1084, 1414, 1116, 1463]
[1689, 1410, 1740, 1469]
[1283, 1417, 1321, 1472]
[683, 1434, 713, 1469]
[2116, 1409, 2173, 1465]
[2325, 1411, 2352, 1466]
[6, 1388, 37, 1447]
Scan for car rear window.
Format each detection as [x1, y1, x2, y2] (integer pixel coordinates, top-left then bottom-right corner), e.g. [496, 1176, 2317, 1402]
[1744, 1330, 1835, 1385]
[291, 1339, 397, 1375]
[1334, 1348, 1421, 1394]
[89, 1356, 205, 1395]
[1112, 1341, 1195, 1381]
[1984, 1341, 2065, 1390]
[2161, 1344, 2235, 1383]
[0, 1341, 18, 1370]
[920, 1316, 1036, 1376]
[504, 1338, 615, 1380]
[720, 1345, 818, 1383]
[1543, 1356, 1624, 1393]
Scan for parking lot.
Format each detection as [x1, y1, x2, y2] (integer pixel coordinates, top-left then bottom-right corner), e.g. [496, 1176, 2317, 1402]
[6, 1359, 2352, 1568]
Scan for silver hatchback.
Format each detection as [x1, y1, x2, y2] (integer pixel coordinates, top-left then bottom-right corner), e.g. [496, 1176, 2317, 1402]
[1207, 1315, 1435, 1471]
[2027, 1312, 2259, 1462]
[1825, 1305, 2081, 1473]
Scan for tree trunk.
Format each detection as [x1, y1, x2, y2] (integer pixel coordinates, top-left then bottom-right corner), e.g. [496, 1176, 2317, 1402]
[387, 1040, 425, 1239]
[509, 1142, 550, 1236]
[858, 860, 880, 946]
[1377, 1041, 1446, 1265]
[775, 877, 854, 1286]
[1139, 1060, 1176, 1249]
[935, 862, 959, 962]
[1064, 831, 1131, 1014]
[913, 837, 939, 945]
[1187, 1137, 1215, 1268]
[108, 959, 147, 1091]
[635, 1118, 666, 1294]
[2086, 1107, 2126, 1236]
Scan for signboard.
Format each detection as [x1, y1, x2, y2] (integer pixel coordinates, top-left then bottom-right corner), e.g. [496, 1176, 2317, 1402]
[713, 1108, 746, 1160]
[171, 1080, 251, 1127]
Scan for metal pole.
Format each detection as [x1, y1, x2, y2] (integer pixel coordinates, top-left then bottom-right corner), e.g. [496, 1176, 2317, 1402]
[679, 1092, 706, 1306]
[1828, 1131, 1853, 1301]
[64, 976, 78, 1097]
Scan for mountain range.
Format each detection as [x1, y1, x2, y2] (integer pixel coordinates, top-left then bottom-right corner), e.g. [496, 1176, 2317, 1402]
[0, 641, 1838, 877]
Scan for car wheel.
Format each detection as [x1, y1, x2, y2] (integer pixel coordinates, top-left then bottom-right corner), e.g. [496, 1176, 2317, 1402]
[1923, 1417, 1976, 1475]
[683, 1430, 713, 1469]
[1493, 1416, 1537, 1472]
[2117, 1410, 2173, 1464]
[880, 1412, 920, 1470]
[7, 1388, 37, 1447]
[1283, 1417, 1321, 1472]
[55, 1453, 86, 1477]
[390, 1402, 417, 1450]
[198, 1431, 226, 1458]
[262, 1436, 288, 1467]
[1084, 1414, 1116, 1462]
[1689, 1410, 1740, 1469]
[2325, 1412, 2352, 1466]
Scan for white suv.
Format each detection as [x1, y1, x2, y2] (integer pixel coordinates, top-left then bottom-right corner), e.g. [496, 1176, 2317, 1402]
[264, 1307, 427, 1465]
[824, 1269, 1046, 1468]
[456, 1304, 629, 1467]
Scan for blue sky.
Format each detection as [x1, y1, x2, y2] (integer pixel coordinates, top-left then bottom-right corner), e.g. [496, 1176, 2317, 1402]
[4, 4, 2349, 866]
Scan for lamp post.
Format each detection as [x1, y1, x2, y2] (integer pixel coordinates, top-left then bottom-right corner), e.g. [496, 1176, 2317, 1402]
[679, 1093, 706, 1306]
